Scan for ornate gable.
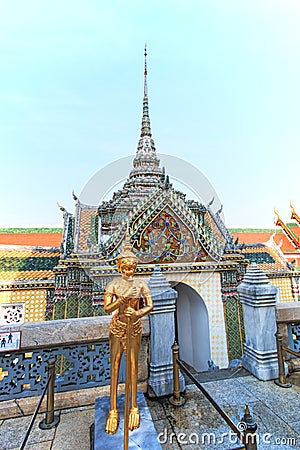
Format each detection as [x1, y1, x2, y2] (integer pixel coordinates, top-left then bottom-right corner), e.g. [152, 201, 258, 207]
[98, 186, 227, 264]
[133, 205, 206, 264]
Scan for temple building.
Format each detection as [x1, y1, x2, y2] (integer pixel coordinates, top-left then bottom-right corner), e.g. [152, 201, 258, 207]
[50, 49, 250, 370]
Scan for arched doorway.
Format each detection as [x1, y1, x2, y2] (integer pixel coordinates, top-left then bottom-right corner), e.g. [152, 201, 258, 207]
[174, 283, 211, 372]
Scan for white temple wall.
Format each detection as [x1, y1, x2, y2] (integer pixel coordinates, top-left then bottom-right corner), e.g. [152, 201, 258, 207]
[165, 271, 228, 368]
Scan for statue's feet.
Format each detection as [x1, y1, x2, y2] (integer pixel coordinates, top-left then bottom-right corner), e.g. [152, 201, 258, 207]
[128, 407, 140, 430]
[105, 409, 119, 434]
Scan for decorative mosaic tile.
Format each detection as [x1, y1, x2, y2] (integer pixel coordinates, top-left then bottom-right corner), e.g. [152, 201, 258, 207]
[76, 207, 98, 253]
[0, 288, 47, 323]
[269, 277, 293, 303]
[224, 296, 244, 361]
[241, 245, 289, 272]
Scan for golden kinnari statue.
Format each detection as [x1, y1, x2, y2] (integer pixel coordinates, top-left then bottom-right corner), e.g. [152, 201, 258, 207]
[104, 230, 153, 442]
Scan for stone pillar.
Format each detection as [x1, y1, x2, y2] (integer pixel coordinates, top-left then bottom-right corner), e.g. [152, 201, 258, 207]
[148, 266, 185, 397]
[238, 263, 278, 381]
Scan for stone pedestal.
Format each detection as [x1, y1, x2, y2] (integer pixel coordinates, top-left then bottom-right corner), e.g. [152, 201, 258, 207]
[148, 266, 185, 397]
[93, 393, 162, 449]
[238, 263, 279, 381]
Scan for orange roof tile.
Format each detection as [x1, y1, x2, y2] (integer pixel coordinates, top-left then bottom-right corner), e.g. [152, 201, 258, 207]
[231, 232, 273, 245]
[0, 233, 61, 247]
[231, 231, 300, 254]
[273, 233, 300, 253]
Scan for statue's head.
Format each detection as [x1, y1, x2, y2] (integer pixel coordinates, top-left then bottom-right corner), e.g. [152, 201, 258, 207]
[117, 228, 138, 277]
[117, 256, 137, 278]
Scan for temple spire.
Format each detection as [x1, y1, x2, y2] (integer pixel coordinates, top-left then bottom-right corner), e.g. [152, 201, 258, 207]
[144, 44, 148, 96]
[129, 45, 163, 182]
[140, 44, 152, 138]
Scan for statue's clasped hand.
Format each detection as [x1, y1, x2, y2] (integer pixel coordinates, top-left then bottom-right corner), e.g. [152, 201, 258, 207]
[126, 286, 138, 297]
[120, 286, 138, 305]
[119, 295, 127, 305]
[124, 306, 139, 319]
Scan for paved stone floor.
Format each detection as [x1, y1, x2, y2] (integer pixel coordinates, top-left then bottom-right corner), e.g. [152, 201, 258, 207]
[1, 371, 300, 450]
[148, 372, 300, 450]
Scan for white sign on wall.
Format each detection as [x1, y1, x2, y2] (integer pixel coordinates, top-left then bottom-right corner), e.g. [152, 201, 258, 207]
[0, 331, 21, 352]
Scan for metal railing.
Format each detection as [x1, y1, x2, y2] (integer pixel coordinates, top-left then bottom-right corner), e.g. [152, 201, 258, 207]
[170, 341, 258, 450]
[19, 357, 59, 450]
[275, 329, 300, 388]
[0, 315, 151, 403]
[0, 341, 112, 401]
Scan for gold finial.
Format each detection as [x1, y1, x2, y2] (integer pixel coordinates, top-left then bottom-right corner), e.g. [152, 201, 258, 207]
[274, 208, 280, 225]
[290, 201, 295, 213]
[117, 225, 137, 260]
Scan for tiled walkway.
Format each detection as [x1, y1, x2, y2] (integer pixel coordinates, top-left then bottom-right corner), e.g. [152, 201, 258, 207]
[1, 372, 300, 450]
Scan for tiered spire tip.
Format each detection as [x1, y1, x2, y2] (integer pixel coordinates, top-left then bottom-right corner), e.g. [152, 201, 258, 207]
[144, 44, 148, 96]
[129, 44, 162, 181]
[140, 44, 151, 138]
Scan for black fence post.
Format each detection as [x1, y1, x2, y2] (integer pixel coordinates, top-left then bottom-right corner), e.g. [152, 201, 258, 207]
[241, 404, 257, 450]
[39, 356, 60, 429]
[169, 341, 185, 406]
[274, 329, 292, 388]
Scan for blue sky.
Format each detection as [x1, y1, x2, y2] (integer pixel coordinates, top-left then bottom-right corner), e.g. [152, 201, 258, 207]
[0, 0, 299, 229]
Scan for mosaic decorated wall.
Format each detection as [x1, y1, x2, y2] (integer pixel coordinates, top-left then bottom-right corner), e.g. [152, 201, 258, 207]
[51, 294, 105, 320]
[220, 268, 245, 362]
[165, 271, 228, 368]
[269, 276, 295, 303]
[0, 288, 47, 324]
[223, 295, 244, 361]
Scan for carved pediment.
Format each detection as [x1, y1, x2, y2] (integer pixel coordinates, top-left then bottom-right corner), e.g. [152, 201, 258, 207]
[99, 187, 226, 264]
[132, 206, 210, 264]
